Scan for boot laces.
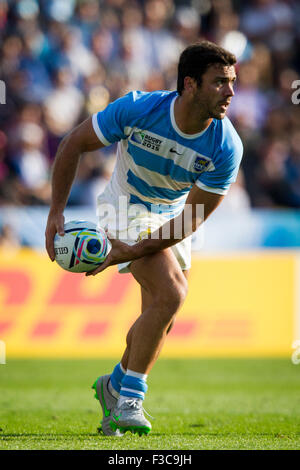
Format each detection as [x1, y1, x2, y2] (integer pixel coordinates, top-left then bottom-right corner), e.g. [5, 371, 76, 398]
[124, 399, 155, 420]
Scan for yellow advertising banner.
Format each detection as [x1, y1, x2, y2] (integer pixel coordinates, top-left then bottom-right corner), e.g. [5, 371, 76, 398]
[0, 249, 297, 358]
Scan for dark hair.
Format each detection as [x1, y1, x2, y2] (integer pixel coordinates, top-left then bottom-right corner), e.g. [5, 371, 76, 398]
[177, 41, 237, 95]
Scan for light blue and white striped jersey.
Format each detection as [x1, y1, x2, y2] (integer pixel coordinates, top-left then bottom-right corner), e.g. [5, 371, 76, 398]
[92, 90, 243, 217]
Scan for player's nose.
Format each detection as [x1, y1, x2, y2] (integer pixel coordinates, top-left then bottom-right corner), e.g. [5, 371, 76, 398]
[226, 83, 235, 97]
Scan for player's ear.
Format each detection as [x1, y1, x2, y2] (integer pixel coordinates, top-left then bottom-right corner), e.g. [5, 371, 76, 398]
[183, 76, 197, 94]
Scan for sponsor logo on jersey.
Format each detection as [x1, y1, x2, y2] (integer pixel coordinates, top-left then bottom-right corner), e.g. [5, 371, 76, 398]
[131, 130, 162, 152]
[170, 147, 184, 155]
[193, 156, 212, 172]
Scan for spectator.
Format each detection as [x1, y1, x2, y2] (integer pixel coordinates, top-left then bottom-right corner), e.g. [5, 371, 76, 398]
[43, 65, 84, 137]
[11, 122, 50, 205]
[0, 0, 299, 211]
[0, 223, 20, 251]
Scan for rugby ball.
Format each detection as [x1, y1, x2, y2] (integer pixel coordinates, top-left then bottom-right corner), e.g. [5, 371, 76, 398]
[54, 220, 111, 273]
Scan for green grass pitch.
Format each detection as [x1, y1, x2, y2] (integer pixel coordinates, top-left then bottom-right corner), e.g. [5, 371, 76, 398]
[0, 358, 300, 450]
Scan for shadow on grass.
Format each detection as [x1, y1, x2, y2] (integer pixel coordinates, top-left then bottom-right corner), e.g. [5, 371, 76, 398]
[0, 433, 99, 439]
[3, 429, 298, 440]
[0, 431, 201, 441]
[0, 432, 169, 440]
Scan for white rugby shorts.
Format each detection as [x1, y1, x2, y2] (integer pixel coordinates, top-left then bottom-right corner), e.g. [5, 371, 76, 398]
[97, 185, 191, 274]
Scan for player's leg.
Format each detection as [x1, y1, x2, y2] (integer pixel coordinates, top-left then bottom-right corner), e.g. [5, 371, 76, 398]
[143, 270, 188, 337]
[119, 287, 151, 370]
[166, 269, 189, 334]
[93, 256, 188, 436]
[125, 248, 188, 373]
[121, 270, 189, 367]
[109, 249, 188, 435]
[92, 286, 155, 435]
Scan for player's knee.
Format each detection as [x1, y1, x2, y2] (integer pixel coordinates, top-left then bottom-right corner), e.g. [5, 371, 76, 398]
[173, 278, 188, 308]
[157, 275, 188, 315]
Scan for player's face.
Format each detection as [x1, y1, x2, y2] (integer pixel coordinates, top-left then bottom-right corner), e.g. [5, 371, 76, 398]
[193, 64, 236, 120]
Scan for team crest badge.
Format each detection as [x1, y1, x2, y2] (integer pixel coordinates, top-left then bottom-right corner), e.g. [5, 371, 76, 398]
[193, 155, 212, 172]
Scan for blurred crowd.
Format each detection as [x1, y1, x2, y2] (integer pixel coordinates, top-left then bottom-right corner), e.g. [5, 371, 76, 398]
[0, 0, 300, 210]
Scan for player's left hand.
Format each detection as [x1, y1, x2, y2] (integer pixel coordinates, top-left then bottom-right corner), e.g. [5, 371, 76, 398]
[85, 235, 135, 276]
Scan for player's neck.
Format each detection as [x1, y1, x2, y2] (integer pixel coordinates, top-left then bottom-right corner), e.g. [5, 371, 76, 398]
[174, 95, 213, 135]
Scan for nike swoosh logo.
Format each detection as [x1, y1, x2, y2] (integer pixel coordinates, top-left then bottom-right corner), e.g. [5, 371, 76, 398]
[101, 380, 111, 417]
[170, 148, 183, 155]
[113, 412, 121, 421]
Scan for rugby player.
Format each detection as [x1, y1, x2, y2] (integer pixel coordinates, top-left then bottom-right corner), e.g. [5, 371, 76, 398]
[45, 41, 243, 436]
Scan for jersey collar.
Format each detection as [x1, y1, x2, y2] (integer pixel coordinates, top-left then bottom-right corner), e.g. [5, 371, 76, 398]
[170, 95, 212, 139]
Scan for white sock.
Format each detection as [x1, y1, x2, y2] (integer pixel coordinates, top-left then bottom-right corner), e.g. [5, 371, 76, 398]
[117, 369, 148, 406]
[127, 369, 148, 381]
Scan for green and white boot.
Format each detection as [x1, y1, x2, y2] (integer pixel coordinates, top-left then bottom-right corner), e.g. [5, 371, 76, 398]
[92, 375, 123, 436]
[109, 398, 152, 436]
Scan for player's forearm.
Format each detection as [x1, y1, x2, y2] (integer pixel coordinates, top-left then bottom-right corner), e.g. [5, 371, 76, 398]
[49, 134, 82, 214]
[131, 208, 203, 259]
[133, 234, 181, 259]
[49, 118, 105, 214]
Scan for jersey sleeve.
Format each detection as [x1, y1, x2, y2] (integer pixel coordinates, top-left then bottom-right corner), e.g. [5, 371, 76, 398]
[92, 92, 134, 146]
[195, 133, 243, 195]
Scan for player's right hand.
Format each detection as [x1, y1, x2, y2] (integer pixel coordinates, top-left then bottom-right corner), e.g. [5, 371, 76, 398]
[45, 211, 65, 261]
[85, 234, 135, 276]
